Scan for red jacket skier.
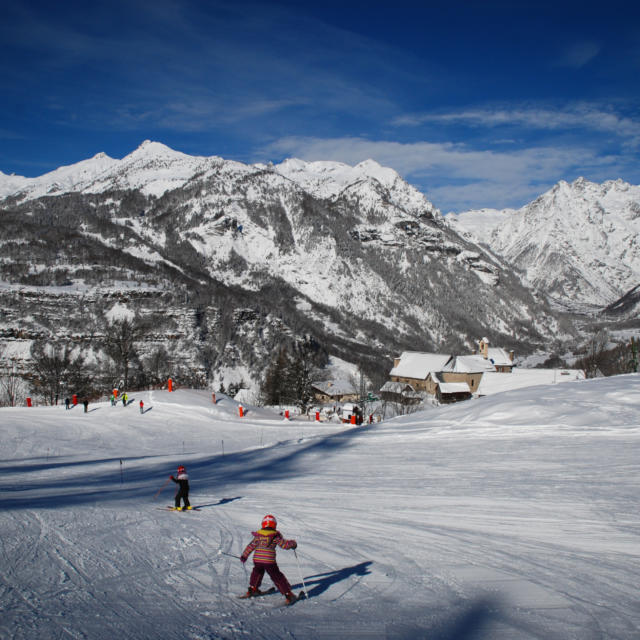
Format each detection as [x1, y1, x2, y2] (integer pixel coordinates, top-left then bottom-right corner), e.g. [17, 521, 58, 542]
[240, 514, 297, 603]
[169, 465, 191, 510]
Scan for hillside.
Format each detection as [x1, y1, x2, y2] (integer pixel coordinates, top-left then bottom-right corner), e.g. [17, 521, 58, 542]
[0, 142, 564, 389]
[1, 376, 639, 639]
[447, 178, 640, 310]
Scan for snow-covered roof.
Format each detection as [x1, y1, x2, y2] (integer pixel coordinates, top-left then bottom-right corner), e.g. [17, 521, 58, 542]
[380, 381, 415, 393]
[439, 382, 471, 394]
[390, 352, 452, 379]
[442, 355, 495, 373]
[486, 347, 513, 367]
[312, 380, 357, 397]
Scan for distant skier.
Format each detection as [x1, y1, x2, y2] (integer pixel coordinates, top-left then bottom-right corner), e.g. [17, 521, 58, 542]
[83, 399, 89, 413]
[139, 399, 144, 414]
[240, 514, 297, 604]
[110, 393, 116, 406]
[122, 393, 128, 407]
[65, 397, 70, 410]
[170, 465, 191, 510]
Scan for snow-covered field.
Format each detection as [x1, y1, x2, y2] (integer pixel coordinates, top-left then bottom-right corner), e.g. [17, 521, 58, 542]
[1, 378, 639, 639]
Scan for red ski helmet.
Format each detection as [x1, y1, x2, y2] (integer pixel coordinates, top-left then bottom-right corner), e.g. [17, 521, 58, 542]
[177, 465, 186, 474]
[261, 514, 277, 529]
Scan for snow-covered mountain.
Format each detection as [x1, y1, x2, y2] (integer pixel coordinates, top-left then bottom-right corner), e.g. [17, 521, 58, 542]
[0, 142, 570, 385]
[448, 178, 640, 309]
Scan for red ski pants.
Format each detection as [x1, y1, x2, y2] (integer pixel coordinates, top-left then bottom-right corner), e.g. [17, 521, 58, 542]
[249, 562, 291, 594]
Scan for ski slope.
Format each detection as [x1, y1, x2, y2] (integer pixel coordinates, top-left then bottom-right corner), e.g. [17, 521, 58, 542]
[1, 379, 639, 639]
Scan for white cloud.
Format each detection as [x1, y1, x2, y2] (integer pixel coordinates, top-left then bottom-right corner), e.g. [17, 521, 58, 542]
[391, 104, 640, 148]
[557, 41, 602, 68]
[259, 135, 632, 211]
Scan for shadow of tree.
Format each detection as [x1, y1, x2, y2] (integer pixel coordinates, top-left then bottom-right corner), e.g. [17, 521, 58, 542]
[386, 595, 502, 640]
[0, 426, 369, 511]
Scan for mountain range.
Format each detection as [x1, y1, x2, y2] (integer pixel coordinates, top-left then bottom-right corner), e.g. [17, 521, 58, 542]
[1, 141, 637, 389]
[448, 178, 640, 312]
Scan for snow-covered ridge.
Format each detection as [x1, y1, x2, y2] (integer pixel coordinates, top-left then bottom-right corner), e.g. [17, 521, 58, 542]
[275, 157, 439, 219]
[0, 141, 437, 216]
[447, 177, 640, 307]
[0, 152, 119, 200]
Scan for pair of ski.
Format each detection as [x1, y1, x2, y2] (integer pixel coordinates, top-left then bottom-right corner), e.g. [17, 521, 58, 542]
[237, 587, 303, 607]
[158, 506, 200, 511]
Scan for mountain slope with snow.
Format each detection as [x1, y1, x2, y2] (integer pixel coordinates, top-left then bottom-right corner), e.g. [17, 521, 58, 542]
[0, 142, 563, 385]
[1, 375, 639, 639]
[448, 178, 640, 309]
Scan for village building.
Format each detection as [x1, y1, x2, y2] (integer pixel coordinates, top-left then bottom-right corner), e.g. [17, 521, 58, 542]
[476, 337, 515, 373]
[428, 373, 473, 404]
[379, 381, 423, 405]
[440, 354, 495, 394]
[311, 380, 358, 404]
[388, 352, 452, 392]
[385, 341, 516, 405]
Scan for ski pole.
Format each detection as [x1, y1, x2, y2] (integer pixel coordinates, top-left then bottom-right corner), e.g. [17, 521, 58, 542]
[217, 550, 242, 560]
[293, 549, 308, 598]
[153, 477, 171, 500]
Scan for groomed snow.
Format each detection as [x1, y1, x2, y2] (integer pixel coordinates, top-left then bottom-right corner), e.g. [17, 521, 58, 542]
[1, 377, 639, 639]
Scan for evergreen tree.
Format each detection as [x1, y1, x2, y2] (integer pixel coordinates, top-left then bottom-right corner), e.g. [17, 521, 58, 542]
[261, 348, 291, 406]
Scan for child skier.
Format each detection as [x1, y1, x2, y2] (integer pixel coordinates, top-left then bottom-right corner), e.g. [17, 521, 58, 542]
[169, 465, 191, 510]
[240, 514, 297, 604]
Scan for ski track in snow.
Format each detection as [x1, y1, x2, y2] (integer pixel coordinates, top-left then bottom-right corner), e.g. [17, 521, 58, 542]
[1, 382, 640, 639]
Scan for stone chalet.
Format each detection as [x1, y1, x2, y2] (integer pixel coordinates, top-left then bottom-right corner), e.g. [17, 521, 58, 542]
[384, 339, 516, 404]
[475, 337, 515, 373]
[311, 380, 358, 404]
[428, 373, 473, 404]
[388, 352, 452, 393]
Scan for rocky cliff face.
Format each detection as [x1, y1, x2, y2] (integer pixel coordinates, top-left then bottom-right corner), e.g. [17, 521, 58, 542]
[448, 178, 640, 311]
[0, 142, 568, 387]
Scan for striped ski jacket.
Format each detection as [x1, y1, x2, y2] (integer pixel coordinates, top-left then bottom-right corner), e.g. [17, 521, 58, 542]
[241, 528, 296, 564]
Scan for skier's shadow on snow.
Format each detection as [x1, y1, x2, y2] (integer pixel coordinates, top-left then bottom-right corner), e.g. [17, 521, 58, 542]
[196, 497, 242, 509]
[295, 561, 372, 599]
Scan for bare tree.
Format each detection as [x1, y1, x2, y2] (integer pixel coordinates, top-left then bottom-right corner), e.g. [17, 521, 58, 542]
[576, 329, 610, 378]
[143, 346, 171, 387]
[101, 317, 144, 390]
[28, 341, 88, 405]
[0, 354, 28, 407]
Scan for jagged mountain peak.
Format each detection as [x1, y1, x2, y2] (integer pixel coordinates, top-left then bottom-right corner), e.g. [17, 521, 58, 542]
[126, 139, 192, 161]
[448, 177, 640, 308]
[274, 156, 439, 220]
[274, 156, 398, 192]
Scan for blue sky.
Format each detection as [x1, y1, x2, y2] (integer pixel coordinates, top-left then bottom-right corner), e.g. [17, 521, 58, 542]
[1, 0, 639, 212]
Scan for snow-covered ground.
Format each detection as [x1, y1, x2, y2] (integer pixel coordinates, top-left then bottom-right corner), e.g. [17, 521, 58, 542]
[1, 378, 639, 639]
[478, 368, 584, 395]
